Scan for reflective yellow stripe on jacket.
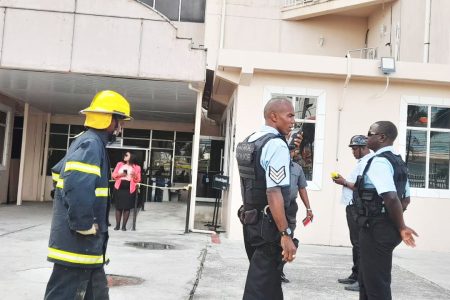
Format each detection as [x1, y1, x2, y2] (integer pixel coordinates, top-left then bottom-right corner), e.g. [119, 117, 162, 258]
[64, 161, 101, 177]
[52, 172, 60, 182]
[48, 247, 104, 265]
[54, 180, 107, 197]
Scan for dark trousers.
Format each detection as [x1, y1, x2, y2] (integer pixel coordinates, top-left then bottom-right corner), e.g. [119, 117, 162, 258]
[358, 218, 401, 300]
[44, 263, 109, 300]
[243, 244, 283, 300]
[243, 226, 256, 261]
[346, 204, 360, 277]
[154, 187, 163, 202]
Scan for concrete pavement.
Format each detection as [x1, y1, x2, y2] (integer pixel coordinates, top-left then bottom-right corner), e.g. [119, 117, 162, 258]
[1, 201, 450, 300]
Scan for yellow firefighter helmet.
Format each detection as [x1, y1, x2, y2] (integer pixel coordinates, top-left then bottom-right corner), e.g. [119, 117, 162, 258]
[80, 90, 132, 129]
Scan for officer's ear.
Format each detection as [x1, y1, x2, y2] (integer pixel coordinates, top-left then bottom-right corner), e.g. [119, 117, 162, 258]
[269, 111, 278, 122]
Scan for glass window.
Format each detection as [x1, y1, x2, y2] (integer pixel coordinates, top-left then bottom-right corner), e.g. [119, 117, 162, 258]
[46, 149, 66, 176]
[155, 0, 180, 21]
[140, 0, 154, 7]
[49, 134, 68, 149]
[70, 125, 84, 136]
[153, 130, 174, 140]
[0, 111, 6, 124]
[0, 124, 5, 164]
[174, 156, 191, 183]
[431, 107, 450, 129]
[123, 139, 150, 148]
[405, 130, 426, 188]
[407, 105, 428, 127]
[288, 96, 317, 181]
[429, 132, 449, 189]
[180, 0, 206, 23]
[175, 142, 192, 156]
[50, 124, 69, 134]
[123, 128, 150, 139]
[175, 131, 193, 141]
[405, 104, 450, 190]
[152, 140, 173, 149]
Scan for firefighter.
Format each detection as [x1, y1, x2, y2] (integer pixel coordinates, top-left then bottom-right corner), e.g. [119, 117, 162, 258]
[236, 97, 297, 300]
[44, 90, 132, 300]
[355, 121, 418, 300]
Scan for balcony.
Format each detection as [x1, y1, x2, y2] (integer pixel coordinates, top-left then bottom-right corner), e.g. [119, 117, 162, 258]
[281, 0, 395, 21]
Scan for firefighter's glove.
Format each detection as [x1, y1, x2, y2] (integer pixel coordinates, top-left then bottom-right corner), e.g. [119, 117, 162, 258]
[76, 223, 98, 235]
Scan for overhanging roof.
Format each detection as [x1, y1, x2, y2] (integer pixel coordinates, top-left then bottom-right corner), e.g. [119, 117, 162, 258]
[0, 69, 198, 123]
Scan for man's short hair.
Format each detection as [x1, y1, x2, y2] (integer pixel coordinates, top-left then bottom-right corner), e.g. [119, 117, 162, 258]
[263, 97, 292, 119]
[374, 121, 398, 141]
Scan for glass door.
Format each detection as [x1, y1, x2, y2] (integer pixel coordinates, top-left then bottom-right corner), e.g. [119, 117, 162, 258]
[149, 150, 173, 201]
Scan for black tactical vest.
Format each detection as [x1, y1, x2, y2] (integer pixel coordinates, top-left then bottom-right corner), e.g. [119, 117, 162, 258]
[354, 151, 408, 217]
[236, 133, 290, 211]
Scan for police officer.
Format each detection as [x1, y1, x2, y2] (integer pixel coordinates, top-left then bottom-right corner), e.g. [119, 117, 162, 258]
[44, 91, 132, 300]
[355, 121, 418, 300]
[332, 135, 373, 292]
[236, 97, 297, 300]
[280, 146, 313, 283]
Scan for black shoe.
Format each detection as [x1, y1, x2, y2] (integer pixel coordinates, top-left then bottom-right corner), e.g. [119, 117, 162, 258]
[114, 226, 120, 231]
[121, 227, 127, 231]
[280, 273, 290, 284]
[344, 282, 360, 292]
[338, 274, 357, 284]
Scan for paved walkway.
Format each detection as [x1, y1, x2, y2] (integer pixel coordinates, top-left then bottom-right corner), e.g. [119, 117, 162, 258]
[1, 202, 450, 299]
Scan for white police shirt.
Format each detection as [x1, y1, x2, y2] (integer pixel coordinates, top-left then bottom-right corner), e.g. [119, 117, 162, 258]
[341, 152, 375, 205]
[248, 125, 290, 188]
[364, 146, 410, 197]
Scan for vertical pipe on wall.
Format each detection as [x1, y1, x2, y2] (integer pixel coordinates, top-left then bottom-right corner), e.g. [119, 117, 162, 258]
[16, 103, 29, 206]
[423, 0, 431, 63]
[39, 113, 51, 201]
[219, 0, 226, 49]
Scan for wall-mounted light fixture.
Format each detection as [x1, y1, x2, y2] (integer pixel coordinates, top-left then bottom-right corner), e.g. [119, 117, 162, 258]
[381, 57, 395, 74]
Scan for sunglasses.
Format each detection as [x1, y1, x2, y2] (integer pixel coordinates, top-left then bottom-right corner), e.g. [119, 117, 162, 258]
[367, 131, 382, 137]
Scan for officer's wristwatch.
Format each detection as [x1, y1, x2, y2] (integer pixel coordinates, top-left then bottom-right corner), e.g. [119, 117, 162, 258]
[280, 227, 292, 237]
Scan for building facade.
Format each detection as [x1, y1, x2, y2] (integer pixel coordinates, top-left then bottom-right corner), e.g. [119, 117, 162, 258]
[1, 0, 449, 251]
[203, 0, 450, 252]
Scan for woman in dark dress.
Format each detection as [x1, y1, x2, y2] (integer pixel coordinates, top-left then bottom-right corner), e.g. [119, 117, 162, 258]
[112, 152, 141, 231]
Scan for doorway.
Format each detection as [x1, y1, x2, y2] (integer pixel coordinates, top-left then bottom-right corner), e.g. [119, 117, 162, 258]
[193, 137, 225, 231]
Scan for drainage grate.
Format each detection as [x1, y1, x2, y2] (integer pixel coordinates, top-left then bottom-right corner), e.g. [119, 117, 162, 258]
[125, 241, 175, 250]
[107, 274, 144, 287]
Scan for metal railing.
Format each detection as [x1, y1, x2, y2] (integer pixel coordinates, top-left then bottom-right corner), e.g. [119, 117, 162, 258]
[347, 47, 377, 60]
[283, 0, 328, 9]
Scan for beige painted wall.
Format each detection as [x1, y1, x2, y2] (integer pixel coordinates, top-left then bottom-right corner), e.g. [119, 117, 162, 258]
[205, 0, 450, 67]
[204, 0, 368, 68]
[0, 0, 205, 82]
[429, 0, 450, 64]
[280, 15, 367, 56]
[0, 95, 16, 203]
[225, 70, 450, 252]
[398, 0, 425, 62]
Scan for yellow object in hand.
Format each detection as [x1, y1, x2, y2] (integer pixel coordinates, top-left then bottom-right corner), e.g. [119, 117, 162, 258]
[331, 172, 340, 179]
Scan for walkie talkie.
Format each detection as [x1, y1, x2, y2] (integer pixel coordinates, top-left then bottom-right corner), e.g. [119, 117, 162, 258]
[287, 125, 303, 150]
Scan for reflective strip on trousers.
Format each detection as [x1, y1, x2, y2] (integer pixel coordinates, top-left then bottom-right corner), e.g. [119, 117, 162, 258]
[64, 161, 101, 177]
[95, 188, 108, 197]
[48, 247, 104, 265]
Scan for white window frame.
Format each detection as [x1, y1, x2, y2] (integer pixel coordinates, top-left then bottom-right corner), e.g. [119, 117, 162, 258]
[0, 103, 12, 170]
[399, 95, 450, 199]
[264, 86, 326, 191]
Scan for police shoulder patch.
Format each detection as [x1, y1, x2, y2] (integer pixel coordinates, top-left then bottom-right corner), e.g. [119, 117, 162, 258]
[269, 166, 286, 184]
